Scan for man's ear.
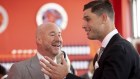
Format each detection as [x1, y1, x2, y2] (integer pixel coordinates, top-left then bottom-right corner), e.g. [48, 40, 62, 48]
[101, 13, 107, 24]
[36, 37, 42, 44]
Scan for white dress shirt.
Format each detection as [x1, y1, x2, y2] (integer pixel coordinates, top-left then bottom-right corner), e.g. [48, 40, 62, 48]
[37, 51, 72, 79]
[88, 71, 93, 79]
[101, 29, 118, 48]
[37, 52, 57, 79]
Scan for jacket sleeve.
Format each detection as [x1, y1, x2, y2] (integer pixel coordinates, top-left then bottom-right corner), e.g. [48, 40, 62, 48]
[66, 73, 84, 79]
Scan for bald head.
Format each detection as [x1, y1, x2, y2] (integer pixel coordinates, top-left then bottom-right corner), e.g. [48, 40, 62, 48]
[36, 22, 63, 58]
[36, 22, 61, 38]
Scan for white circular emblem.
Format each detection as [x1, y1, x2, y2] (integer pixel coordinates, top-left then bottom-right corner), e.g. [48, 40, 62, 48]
[36, 3, 68, 30]
[0, 6, 9, 34]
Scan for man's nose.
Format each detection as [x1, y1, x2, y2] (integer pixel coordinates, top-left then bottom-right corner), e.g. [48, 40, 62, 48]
[55, 35, 62, 41]
[82, 21, 87, 29]
[82, 24, 87, 29]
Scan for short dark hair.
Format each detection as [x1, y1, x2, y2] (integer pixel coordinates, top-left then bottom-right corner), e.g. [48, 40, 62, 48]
[83, 0, 114, 21]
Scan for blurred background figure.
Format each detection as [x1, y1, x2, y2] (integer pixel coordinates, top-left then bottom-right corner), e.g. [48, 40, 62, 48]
[80, 49, 99, 79]
[0, 64, 7, 79]
[80, 59, 94, 79]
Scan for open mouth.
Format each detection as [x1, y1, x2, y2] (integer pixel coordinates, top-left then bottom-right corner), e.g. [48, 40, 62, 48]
[84, 27, 91, 33]
[52, 42, 61, 47]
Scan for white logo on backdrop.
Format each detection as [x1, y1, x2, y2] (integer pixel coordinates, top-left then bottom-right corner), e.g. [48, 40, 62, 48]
[36, 3, 68, 30]
[0, 6, 9, 34]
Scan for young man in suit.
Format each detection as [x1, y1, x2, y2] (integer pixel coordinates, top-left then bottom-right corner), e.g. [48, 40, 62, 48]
[7, 22, 65, 79]
[40, 0, 140, 79]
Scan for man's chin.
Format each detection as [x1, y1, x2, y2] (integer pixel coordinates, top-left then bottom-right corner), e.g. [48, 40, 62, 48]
[52, 51, 59, 56]
[88, 36, 95, 40]
[88, 36, 92, 39]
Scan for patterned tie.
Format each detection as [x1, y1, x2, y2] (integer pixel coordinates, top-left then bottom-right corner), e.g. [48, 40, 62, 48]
[97, 47, 105, 62]
[93, 47, 105, 70]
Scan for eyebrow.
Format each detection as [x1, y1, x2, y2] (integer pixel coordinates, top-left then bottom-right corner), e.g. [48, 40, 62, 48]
[83, 15, 89, 19]
[49, 31, 61, 34]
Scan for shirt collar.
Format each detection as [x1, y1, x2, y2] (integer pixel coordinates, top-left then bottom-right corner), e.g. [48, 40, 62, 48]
[37, 52, 57, 79]
[101, 29, 118, 48]
[37, 52, 57, 63]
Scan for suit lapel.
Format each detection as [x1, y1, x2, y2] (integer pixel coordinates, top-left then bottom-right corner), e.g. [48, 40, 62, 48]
[27, 55, 45, 79]
[98, 34, 121, 64]
[93, 34, 122, 79]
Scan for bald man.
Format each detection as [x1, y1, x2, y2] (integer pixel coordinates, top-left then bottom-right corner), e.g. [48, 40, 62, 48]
[7, 22, 64, 79]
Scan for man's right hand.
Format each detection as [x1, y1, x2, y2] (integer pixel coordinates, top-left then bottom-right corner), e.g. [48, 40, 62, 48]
[40, 56, 69, 79]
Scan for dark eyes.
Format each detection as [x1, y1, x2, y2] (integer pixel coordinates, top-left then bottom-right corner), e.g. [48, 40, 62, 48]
[50, 33, 61, 37]
[85, 18, 90, 22]
[50, 34, 55, 36]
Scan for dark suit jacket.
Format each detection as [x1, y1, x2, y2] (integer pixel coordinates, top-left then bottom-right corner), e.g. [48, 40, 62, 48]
[66, 34, 140, 79]
[7, 55, 45, 79]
